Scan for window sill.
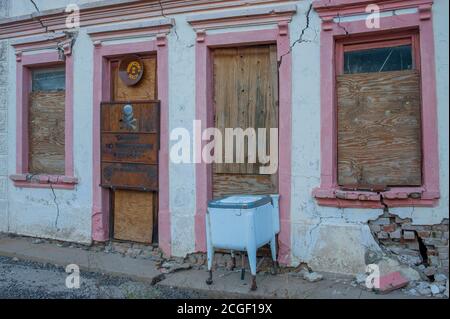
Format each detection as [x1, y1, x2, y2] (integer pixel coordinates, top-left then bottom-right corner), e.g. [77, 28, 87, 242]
[10, 174, 78, 190]
[312, 187, 439, 208]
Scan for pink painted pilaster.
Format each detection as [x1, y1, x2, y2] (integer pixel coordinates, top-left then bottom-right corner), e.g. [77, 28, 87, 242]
[276, 24, 292, 265]
[64, 52, 74, 177]
[194, 33, 210, 253]
[156, 36, 171, 256]
[418, 13, 440, 200]
[91, 43, 110, 242]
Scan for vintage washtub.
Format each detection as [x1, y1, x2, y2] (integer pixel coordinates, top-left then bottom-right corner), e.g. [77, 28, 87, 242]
[205, 194, 280, 290]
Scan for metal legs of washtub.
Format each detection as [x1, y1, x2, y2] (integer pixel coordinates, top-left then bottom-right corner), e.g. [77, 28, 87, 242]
[205, 237, 278, 291]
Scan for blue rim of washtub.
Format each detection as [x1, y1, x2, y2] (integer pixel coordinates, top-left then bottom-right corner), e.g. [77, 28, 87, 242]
[207, 195, 272, 209]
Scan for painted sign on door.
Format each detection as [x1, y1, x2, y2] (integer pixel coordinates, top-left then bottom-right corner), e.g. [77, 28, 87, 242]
[100, 101, 160, 191]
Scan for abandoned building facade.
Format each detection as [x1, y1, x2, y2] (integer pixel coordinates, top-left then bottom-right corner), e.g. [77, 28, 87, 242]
[0, 0, 448, 276]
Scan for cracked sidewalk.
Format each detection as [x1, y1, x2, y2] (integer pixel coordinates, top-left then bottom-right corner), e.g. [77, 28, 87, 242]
[0, 235, 431, 299]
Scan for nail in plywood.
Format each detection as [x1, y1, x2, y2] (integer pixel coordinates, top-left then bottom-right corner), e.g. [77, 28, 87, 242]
[337, 70, 422, 186]
[113, 190, 154, 244]
[29, 91, 65, 175]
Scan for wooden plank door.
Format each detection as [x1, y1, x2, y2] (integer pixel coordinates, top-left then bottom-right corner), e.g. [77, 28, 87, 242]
[212, 45, 279, 198]
[110, 55, 158, 244]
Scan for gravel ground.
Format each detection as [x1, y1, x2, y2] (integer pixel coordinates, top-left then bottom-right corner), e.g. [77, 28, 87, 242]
[0, 256, 209, 299]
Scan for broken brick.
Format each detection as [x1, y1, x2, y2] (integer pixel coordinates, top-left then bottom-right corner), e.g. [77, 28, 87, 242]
[372, 218, 391, 225]
[376, 272, 409, 294]
[389, 229, 402, 239]
[383, 224, 396, 232]
[403, 231, 416, 240]
[377, 231, 389, 239]
[417, 230, 431, 238]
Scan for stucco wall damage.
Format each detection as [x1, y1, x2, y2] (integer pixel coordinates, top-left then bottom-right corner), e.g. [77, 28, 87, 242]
[0, 0, 448, 276]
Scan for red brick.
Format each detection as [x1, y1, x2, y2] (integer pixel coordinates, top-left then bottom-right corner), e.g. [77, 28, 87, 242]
[417, 231, 431, 238]
[376, 272, 409, 294]
[383, 224, 396, 232]
[403, 231, 416, 240]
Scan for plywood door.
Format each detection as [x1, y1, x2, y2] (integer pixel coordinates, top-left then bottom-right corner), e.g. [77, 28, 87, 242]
[212, 45, 279, 198]
[111, 56, 158, 244]
[337, 70, 422, 187]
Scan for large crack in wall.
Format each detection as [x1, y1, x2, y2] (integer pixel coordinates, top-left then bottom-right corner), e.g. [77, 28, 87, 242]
[368, 199, 449, 278]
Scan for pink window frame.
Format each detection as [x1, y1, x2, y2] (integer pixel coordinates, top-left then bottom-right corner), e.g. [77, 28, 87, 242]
[194, 25, 292, 264]
[312, 0, 440, 208]
[11, 50, 76, 190]
[91, 39, 171, 256]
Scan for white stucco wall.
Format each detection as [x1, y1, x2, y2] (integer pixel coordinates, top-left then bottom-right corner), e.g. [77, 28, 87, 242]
[0, 0, 448, 274]
[5, 28, 94, 243]
[0, 0, 9, 233]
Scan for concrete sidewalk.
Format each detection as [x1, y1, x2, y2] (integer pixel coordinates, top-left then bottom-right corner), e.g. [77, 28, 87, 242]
[0, 235, 428, 299]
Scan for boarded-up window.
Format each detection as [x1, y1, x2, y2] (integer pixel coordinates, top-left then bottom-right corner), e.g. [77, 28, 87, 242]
[337, 44, 422, 187]
[29, 67, 65, 175]
[212, 45, 279, 198]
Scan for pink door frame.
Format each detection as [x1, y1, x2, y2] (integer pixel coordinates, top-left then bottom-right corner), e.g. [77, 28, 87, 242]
[194, 25, 293, 265]
[91, 39, 171, 255]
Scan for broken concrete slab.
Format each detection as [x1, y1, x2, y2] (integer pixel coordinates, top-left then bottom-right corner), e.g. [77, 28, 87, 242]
[376, 257, 421, 281]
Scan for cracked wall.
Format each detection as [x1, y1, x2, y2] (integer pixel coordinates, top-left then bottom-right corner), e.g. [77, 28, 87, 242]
[4, 26, 93, 243]
[289, 0, 449, 275]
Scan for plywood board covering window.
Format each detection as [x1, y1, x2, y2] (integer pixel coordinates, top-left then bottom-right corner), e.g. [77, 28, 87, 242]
[213, 45, 278, 198]
[29, 68, 66, 175]
[337, 42, 422, 187]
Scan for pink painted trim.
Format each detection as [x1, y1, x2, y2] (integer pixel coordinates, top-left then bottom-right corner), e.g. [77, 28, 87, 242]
[313, 4, 440, 208]
[13, 51, 75, 189]
[194, 28, 292, 265]
[313, 0, 433, 16]
[11, 174, 78, 190]
[91, 39, 171, 256]
[0, 0, 284, 40]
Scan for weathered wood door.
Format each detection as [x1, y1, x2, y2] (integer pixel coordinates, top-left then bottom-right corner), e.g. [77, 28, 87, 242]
[106, 55, 158, 244]
[212, 45, 279, 198]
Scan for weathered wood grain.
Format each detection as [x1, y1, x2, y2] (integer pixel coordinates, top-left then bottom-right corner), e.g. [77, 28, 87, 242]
[101, 102, 159, 133]
[213, 45, 279, 175]
[213, 174, 277, 198]
[29, 91, 65, 175]
[113, 56, 157, 102]
[337, 70, 422, 186]
[113, 190, 154, 243]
